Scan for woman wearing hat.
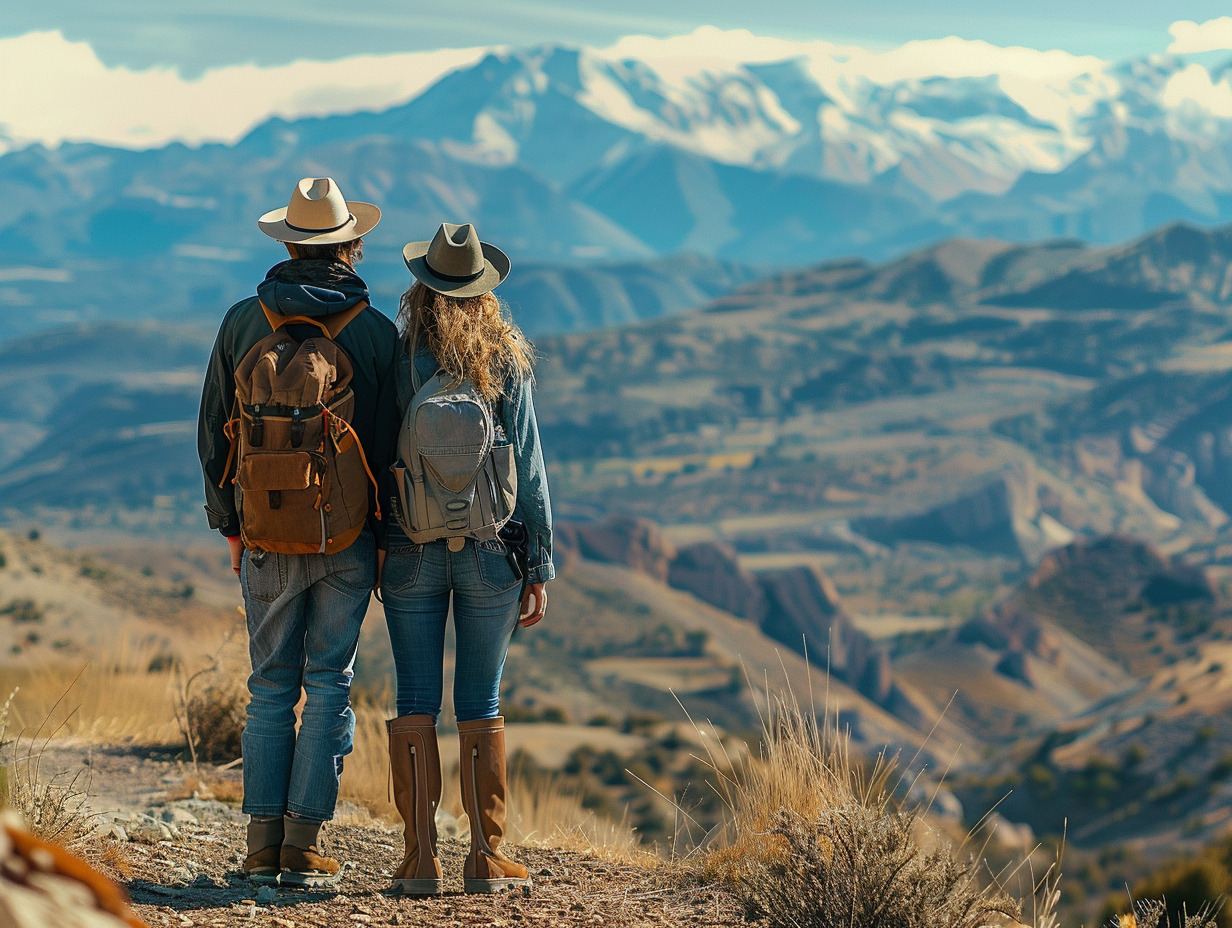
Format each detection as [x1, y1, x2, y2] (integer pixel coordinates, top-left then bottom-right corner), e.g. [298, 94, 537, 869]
[381, 222, 554, 896]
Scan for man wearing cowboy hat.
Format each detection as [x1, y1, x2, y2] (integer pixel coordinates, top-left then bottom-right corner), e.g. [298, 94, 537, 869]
[197, 177, 400, 886]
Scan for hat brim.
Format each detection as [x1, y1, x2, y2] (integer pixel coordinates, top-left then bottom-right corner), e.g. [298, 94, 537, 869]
[258, 201, 381, 244]
[402, 240, 511, 298]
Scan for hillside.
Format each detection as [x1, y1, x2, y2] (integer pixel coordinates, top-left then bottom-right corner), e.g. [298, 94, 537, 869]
[8, 220, 1232, 559]
[535, 222, 1232, 561]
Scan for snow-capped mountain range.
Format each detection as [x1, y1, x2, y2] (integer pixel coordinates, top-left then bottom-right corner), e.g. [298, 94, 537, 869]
[6, 25, 1232, 328]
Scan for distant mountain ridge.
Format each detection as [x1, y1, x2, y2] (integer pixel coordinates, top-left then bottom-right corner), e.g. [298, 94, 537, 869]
[7, 32, 1232, 334]
[7, 217, 1232, 551]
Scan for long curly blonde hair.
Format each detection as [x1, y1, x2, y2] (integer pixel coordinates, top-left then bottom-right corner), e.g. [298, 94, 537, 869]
[398, 282, 534, 401]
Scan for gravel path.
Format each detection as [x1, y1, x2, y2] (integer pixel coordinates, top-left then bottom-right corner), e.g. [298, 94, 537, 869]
[123, 822, 743, 928]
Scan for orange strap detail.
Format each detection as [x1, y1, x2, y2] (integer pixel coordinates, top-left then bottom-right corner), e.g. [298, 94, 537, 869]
[217, 397, 240, 489]
[332, 413, 382, 521]
[259, 300, 367, 338]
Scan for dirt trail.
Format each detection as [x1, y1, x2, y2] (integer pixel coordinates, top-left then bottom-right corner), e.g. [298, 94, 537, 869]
[30, 741, 741, 928]
[124, 823, 740, 928]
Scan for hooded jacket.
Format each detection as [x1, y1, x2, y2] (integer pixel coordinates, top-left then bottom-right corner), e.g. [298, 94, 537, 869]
[197, 259, 400, 548]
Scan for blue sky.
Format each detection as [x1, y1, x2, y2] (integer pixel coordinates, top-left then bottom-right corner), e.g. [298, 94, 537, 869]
[5, 0, 1230, 74]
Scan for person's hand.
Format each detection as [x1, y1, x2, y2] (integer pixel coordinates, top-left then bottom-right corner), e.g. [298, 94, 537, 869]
[519, 582, 547, 627]
[227, 536, 244, 577]
[375, 549, 387, 592]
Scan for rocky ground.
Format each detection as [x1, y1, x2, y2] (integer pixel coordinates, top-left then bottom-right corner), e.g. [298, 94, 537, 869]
[34, 742, 742, 928]
[123, 823, 741, 928]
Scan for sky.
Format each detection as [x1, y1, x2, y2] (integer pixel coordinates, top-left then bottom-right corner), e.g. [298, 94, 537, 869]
[5, 0, 1232, 74]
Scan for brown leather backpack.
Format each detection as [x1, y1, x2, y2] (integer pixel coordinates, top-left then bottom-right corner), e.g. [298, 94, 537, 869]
[219, 303, 379, 555]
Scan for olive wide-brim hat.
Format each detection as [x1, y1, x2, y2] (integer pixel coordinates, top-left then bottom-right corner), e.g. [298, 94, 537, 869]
[403, 222, 511, 297]
[258, 177, 381, 244]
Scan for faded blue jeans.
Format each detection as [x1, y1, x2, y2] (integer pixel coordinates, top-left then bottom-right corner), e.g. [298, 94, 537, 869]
[239, 529, 374, 821]
[381, 527, 522, 721]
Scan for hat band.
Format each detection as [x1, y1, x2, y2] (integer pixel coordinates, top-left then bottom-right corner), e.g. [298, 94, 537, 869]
[284, 213, 355, 235]
[424, 258, 485, 283]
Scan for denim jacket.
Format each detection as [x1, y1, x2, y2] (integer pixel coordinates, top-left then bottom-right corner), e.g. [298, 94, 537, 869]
[392, 348, 555, 584]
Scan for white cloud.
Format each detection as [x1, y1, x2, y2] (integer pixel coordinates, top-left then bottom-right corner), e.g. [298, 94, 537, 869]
[1161, 63, 1232, 118]
[597, 26, 1104, 84]
[1168, 17, 1232, 54]
[0, 30, 490, 152]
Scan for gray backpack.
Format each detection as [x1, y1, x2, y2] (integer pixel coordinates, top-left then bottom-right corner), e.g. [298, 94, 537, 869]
[392, 336, 517, 545]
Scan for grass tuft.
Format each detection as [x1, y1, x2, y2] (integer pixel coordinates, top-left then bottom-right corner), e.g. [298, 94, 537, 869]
[0, 686, 96, 850]
[691, 688, 1019, 928]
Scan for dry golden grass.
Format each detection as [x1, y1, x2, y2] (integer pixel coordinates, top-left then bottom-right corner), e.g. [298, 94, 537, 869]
[507, 776, 648, 862]
[0, 646, 183, 745]
[689, 687, 1021, 928]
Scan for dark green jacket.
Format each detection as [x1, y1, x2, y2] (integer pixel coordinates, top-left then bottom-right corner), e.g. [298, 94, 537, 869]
[197, 259, 400, 548]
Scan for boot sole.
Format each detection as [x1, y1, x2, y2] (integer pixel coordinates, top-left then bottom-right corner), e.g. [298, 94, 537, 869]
[280, 869, 344, 889]
[243, 870, 280, 886]
[464, 877, 532, 894]
[391, 878, 443, 896]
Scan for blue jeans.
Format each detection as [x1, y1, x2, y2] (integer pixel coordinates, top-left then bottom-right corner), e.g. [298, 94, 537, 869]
[381, 529, 522, 721]
[239, 529, 374, 821]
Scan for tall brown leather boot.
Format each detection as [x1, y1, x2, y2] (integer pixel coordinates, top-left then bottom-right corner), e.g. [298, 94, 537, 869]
[387, 714, 443, 896]
[458, 716, 532, 893]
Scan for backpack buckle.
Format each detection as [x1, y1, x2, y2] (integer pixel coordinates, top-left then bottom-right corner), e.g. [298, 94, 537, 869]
[290, 407, 305, 448]
[250, 404, 265, 447]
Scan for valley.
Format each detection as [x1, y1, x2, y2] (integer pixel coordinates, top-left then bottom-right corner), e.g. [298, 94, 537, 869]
[5, 219, 1232, 923]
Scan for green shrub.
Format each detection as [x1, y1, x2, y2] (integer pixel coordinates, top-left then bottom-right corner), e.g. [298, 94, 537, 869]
[0, 600, 44, 624]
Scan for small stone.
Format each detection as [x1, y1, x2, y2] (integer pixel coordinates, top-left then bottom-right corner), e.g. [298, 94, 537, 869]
[256, 886, 279, 904]
[537, 867, 552, 877]
[162, 806, 201, 825]
[109, 824, 129, 842]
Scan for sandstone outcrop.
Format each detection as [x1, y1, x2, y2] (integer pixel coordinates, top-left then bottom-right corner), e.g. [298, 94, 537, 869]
[560, 517, 925, 723]
[555, 516, 675, 582]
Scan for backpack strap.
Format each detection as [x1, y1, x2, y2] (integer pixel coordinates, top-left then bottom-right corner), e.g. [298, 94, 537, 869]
[259, 300, 367, 338]
[217, 396, 240, 489]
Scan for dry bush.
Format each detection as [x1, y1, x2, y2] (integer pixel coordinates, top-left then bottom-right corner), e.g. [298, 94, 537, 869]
[185, 683, 245, 764]
[1121, 898, 1221, 928]
[692, 690, 1019, 928]
[174, 630, 247, 769]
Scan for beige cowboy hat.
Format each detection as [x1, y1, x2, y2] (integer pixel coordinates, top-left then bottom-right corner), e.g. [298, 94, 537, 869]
[258, 177, 381, 244]
[403, 222, 511, 297]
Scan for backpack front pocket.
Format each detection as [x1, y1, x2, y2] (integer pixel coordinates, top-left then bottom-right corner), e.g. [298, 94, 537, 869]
[238, 451, 317, 492]
[237, 451, 327, 553]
